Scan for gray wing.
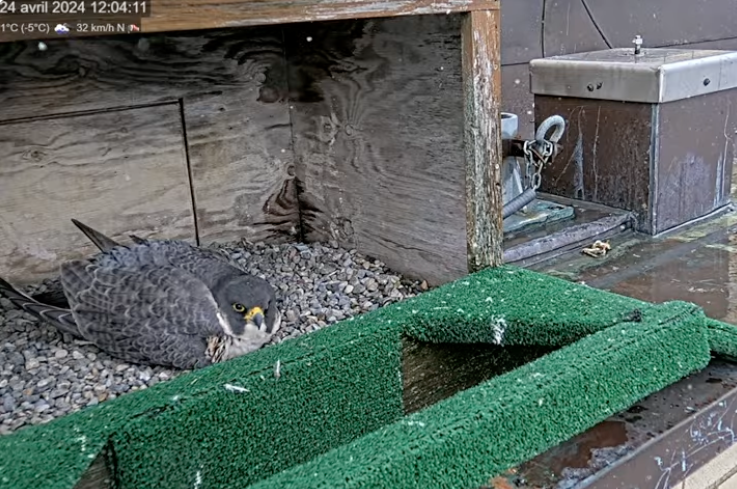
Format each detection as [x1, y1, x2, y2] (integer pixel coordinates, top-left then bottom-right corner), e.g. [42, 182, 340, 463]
[39, 239, 237, 309]
[60, 260, 225, 369]
[97, 240, 243, 289]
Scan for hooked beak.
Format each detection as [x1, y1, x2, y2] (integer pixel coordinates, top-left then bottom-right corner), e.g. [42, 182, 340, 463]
[245, 307, 265, 328]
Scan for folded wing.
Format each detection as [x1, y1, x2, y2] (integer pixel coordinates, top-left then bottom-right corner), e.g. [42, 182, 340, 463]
[60, 260, 225, 369]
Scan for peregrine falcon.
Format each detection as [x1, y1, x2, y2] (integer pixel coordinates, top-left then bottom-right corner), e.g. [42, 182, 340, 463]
[0, 220, 282, 369]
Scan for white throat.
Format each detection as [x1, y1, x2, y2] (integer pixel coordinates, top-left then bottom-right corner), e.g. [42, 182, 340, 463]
[209, 308, 283, 363]
[220, 331, 271, 361]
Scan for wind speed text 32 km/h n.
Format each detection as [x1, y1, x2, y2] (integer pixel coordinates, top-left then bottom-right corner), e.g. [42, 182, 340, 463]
[0, 1, 148, 16]
[75, 21, 131, 32]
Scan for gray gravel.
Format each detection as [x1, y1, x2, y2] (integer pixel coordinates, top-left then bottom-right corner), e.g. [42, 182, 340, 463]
[0, 240, 425, 435]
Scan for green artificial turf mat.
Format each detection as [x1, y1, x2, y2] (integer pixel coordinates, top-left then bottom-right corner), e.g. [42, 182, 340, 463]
[0, 310, 405, 489]
[0, 265, 735, 489]
[401, 266, 662, 347]
[249, 301, 710, 489]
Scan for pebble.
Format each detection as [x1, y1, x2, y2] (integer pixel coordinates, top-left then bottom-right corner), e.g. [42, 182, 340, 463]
[0, 241, 424, 435]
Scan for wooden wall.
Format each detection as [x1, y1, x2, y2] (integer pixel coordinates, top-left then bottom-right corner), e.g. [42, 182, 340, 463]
[1, 3, 736, 284]
[0, 28, 300, 283]
[0, 17, 470, 285]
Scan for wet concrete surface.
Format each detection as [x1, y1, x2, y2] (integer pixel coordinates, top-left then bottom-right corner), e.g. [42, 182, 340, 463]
[492, 211, 737, 488]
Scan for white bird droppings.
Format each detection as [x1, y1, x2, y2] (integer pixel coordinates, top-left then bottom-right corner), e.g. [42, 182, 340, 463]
[223, 384, 249, 393]
[490, 317, 507, 345]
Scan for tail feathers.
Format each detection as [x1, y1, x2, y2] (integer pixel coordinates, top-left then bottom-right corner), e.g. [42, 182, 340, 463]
[0, 277, 80, 336]
[71, 218, 122, 253]
[129, 234, 147, 245]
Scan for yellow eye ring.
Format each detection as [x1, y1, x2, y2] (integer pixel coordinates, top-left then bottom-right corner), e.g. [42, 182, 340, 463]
[232, 303, 246, 313]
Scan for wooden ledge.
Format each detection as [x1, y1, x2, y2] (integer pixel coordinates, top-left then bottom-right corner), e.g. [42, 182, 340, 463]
[0, 0, 499, 43]
[142, 0, 500, 32]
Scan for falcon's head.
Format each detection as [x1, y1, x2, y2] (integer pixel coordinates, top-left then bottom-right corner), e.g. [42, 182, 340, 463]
[214, 275, 282, 339]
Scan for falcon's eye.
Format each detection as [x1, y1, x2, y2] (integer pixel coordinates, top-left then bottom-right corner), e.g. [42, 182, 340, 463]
[232, 303, 246, 313]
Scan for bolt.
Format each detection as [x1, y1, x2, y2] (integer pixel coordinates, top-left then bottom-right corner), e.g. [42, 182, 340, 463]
[632, 34, 643, 55]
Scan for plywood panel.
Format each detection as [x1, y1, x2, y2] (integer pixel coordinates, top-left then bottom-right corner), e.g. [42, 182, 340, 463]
[184, 88, 300, 244]
[0, 104, 195, 284]
[0, 28, 300, 246]
[0, 0, 500, 42]
[285, 15, 468, 285]
[0, 28, 289, 123]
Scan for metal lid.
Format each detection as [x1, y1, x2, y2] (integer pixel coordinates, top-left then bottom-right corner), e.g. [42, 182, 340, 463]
[530, 48, 737, 103]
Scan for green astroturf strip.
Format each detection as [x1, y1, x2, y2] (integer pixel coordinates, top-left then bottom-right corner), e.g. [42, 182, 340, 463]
[111, 322, 403, 489]
[0, 265, 735, 489]
[401, 266, 667, 347]
[249, 302, 711, 489]
[0, 313, 405, 489]
[705, 317, 737, 360]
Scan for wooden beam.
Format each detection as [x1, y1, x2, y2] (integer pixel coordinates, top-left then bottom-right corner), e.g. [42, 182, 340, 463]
[0, 0, 500, 43]
[461, 8, 504, 273]
[143, 0, 500, 31]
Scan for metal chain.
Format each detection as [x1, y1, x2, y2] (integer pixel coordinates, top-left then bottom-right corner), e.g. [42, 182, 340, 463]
[522, 139, 554, 191]
[518, 114, 564, 192]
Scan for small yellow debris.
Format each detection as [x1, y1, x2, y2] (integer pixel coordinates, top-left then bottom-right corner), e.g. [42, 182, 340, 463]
[582, 240, 611, 258]
[489, 476, 515, 489]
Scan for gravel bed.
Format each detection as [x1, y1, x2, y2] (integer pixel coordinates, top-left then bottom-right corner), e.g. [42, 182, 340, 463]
[0, 240, 426, 435]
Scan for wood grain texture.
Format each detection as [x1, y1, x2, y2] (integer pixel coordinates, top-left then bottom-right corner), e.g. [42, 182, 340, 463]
[402, 339, 553, 415]
[0, 0, 499, 42]
[0, 28, 287, 122]
[461, 10, 503, 272]
[0, 104, 195, 284]
[184, 88, 300, 244]
[0, 28, 300, 248]
[74, 449, 113, 489]
[285, 15, 470, 286]
[143, 0, 500, 31]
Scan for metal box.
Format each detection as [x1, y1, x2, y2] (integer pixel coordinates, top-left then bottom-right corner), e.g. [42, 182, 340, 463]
[530, 48, 737, 234]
